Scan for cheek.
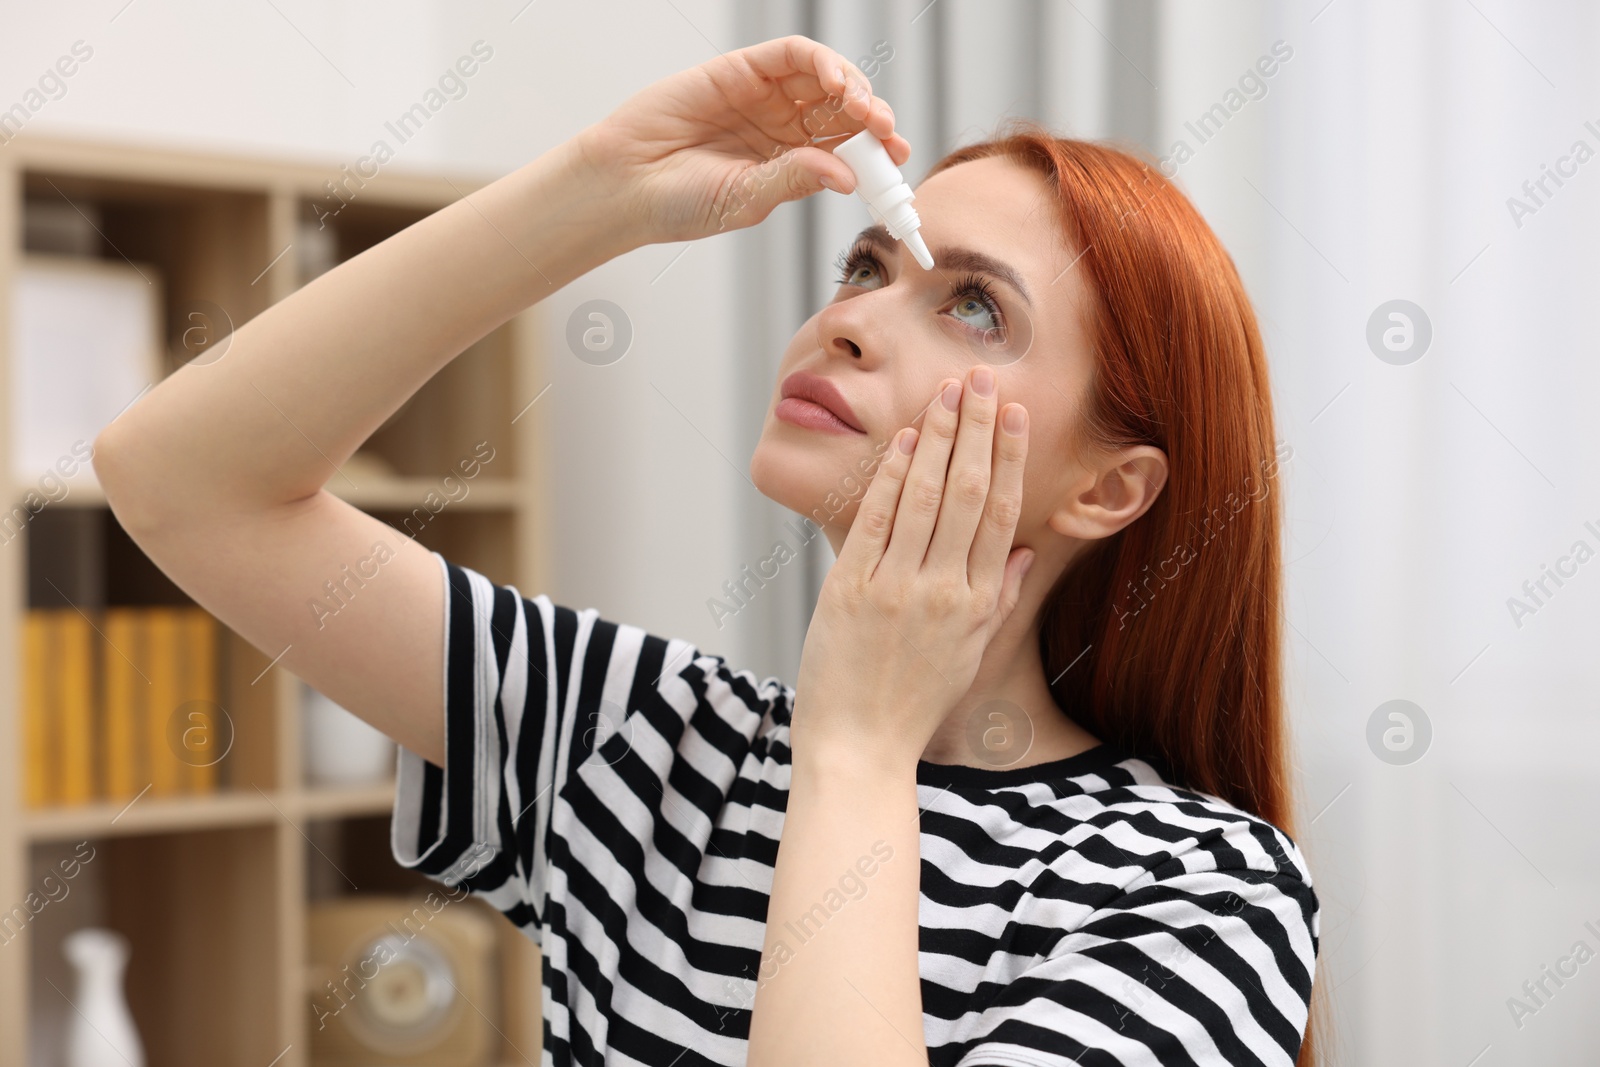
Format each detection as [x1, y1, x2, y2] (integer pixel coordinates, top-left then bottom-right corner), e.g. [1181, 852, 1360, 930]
[1017, 458, 1053, 533]
[1013, 412, 1072, 533]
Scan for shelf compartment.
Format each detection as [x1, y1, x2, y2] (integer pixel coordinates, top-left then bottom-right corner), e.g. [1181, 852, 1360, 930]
[20, 172, 275, 375]
[369, 505, 517, 584]
[25, 826, 284, 1067]
[359, 327, 518, 482]
[301, 814, 542, 1064]
[21, 509, 282, 809]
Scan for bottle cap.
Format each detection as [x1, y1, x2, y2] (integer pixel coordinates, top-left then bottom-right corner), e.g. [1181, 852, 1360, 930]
[833, 130, 935, 270]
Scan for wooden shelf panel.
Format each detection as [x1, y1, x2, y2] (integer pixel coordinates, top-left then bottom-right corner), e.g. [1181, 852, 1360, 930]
[23, 789, 277, 840]
[5, 132, 493, 209]
[333, 476, 521, 511]
[295, 780, 396, 821]
[22, 781, 398, 841]
[21, 474, 521, 511]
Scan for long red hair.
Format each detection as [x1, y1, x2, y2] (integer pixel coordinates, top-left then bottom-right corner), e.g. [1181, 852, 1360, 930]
[925, 122, 1322, 1065]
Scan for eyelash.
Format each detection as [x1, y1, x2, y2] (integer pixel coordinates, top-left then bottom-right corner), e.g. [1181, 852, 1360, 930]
[831, 240, 1006, 335]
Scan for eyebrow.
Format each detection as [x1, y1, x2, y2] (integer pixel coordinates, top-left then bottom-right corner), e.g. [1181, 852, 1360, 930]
[854, 223, 1034, 308]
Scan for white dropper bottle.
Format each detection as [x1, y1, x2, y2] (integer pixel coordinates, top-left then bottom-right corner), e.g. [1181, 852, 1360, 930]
[832, 129, 935, 270]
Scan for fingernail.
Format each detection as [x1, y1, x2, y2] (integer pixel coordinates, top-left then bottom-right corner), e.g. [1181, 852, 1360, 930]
[941, 381, 962, 411]
[819, 175, 838, 192]
[1021, 551, 1036, 579]
[898, 428, 918, 455]
[1002, 405, 1027, 435]
[972, 366, 995, 397]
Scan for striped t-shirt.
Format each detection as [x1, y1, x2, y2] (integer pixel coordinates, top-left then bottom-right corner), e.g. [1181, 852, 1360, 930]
[392, 553, 1319, 1066]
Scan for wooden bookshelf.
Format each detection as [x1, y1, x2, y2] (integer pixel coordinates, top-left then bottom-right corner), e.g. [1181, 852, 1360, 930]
[0, 136, 549, 1067]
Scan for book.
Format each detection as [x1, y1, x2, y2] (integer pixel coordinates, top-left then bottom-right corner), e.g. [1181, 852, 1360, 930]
[11, 255, 161, 485]
[180, 608, 220, 790]
[23, 610, 54, 807]
[144, 607, 182, 797]
[102, 608, 145, 800]
[56, 609, 95, 805]
[27, 605, 225, 806]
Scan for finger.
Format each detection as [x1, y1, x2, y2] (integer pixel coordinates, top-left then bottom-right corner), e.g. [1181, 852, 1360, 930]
[732, 37, 907, 159]
[990, 546, 1036, 640]
[881, 378, 963, 575]
[968, 401, 1029, 593]
[719, 144, 856, 225]
[794, 82, 888, 142]
[746, 36, 868, 111]
[774, 69, 864, 112]
[834, 427, 919, 580]
[864, 97, 896, 140]
[757, 37, 901, 148]
[884, 132, 912, 166]
[810, 115, 908, 160]
[791, 46, 880, 132]
[927, 365, 999, 572]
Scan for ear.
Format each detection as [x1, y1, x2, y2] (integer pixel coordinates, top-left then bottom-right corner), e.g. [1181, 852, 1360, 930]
[1047, 445, 1169, 540]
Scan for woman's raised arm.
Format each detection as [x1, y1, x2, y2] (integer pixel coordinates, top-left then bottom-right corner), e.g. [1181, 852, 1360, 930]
[90, 35, 903, 768]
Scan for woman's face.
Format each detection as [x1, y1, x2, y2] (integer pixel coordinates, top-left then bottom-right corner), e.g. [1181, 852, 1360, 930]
[751, 155, 1099, 554]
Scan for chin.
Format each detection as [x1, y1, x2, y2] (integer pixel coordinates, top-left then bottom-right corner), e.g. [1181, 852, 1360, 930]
[749, 417, 879, 533]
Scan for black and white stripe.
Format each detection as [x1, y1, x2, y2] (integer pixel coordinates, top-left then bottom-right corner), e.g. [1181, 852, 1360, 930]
[393, 554, 1318, 1066]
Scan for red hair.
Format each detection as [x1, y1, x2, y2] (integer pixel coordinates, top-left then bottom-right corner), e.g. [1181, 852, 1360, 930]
[925, 122, 1321, 1065]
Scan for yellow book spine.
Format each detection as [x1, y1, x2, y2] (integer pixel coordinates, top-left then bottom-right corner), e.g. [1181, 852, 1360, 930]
[56, 609, 95, 805]
[145, 607, 182, 797]
[23, 611, 57, 808]
[103, 608, 144, 801]
[183, 608, 220, 792]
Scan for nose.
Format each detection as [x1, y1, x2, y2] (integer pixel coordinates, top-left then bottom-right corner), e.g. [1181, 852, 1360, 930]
[815, 290, 889, 364]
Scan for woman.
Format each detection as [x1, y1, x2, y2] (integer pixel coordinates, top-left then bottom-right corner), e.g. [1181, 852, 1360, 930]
[93, 35, 1318, 1067]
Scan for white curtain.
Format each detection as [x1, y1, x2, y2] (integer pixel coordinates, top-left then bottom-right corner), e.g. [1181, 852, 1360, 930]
[734, 2, 1600, 1063]
[1235, 2, 1600, 1063]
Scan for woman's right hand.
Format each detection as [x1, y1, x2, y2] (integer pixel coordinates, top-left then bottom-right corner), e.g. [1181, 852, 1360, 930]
[572, 34, 910, 247]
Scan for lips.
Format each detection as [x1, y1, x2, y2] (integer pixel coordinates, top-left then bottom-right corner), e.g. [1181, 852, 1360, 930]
[778, 371, 866, 434]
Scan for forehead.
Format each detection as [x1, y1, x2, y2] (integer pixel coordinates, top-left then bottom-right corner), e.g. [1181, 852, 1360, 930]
[911, 155, 1078, 293]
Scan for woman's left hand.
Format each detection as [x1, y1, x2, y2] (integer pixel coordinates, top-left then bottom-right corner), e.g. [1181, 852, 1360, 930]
[792, 364, 1034, 772]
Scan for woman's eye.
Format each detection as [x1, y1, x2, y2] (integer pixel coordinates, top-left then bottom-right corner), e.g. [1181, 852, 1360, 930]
[948, 294, 999, 333]
[841, 259, 881, 288]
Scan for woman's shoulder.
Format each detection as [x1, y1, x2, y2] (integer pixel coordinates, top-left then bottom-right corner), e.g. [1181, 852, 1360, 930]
[444, 552, 794, 706]
[1051, 749, 1317, 900]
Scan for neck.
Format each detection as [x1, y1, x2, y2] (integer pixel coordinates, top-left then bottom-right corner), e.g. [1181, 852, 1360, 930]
[917, 572, 1100, 770]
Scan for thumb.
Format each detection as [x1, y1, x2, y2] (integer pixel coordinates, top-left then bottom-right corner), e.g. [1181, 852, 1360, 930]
[996, 548, 1036, 628]
[723, 145, 855, 226]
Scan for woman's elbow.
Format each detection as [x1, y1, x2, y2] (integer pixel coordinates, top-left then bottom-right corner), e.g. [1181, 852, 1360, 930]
[91, 422, 171, 537]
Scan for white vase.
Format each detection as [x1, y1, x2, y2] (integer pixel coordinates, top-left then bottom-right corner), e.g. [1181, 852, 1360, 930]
[302, 683, 396, 787]
[62, 927, 144, 1067]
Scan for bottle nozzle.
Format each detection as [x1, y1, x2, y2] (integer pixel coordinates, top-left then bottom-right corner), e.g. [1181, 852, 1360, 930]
[833, 129, 936, 271]
[901, 228, 934, 271]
